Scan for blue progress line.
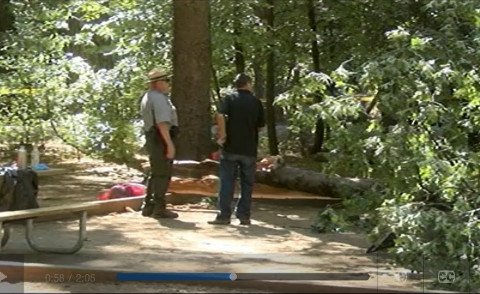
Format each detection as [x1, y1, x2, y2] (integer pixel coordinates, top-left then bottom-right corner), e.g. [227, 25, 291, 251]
[116, 272, 235, 281]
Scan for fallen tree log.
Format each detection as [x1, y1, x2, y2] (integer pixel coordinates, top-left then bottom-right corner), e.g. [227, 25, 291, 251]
[255, 164, 374, 198]
[167, 175, 338, 202]
[168, 156, 375, 198]
[107, 153, 374, 198]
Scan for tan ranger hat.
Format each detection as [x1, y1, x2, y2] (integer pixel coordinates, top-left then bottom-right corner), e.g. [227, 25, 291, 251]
[147, 68, 170, 83]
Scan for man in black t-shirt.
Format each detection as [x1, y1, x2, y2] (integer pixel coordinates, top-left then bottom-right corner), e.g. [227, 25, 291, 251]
[208, 73, 265, 225]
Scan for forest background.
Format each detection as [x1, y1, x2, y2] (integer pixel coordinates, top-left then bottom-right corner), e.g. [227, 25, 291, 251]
[0, 0, 479, 290]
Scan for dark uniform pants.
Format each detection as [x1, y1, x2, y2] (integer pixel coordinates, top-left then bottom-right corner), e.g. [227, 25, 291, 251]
[144, 128, 173, 208]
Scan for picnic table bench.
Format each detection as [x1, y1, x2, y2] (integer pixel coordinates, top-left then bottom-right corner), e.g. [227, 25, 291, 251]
[0, 202, 100, 254]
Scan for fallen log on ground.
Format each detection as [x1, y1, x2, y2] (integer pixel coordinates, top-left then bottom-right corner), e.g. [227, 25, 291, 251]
[167, 175, 338, 202]
[255, 156, 375, 198]
[168, 156, 375, 198]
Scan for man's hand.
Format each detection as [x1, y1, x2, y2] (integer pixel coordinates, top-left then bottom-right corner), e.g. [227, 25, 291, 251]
[166, 143, 176, 159]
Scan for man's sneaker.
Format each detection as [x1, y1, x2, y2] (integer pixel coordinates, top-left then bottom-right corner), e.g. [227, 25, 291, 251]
[208, 218, 231, 225]
[151, 209, 179, 219]
[239, 219, 251, 226]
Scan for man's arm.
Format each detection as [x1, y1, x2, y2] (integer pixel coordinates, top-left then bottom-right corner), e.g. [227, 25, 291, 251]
[216, 113, 227, 145]
[216, 96, 230, 146]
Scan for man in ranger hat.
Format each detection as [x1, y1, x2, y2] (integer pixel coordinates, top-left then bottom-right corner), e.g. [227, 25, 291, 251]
[139, 68, 179, 219]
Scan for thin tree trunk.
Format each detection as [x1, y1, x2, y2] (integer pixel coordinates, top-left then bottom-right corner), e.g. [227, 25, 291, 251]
[0, 0, 14, 33]
[307, 0, 320, 73]
[0, 0, 15, 73]
[233, 1, 245, 74]
[172, 0, 212, 160]
[234, 42, 245, 74]
[253, 56, 264, 99]
[265, 0, 279, 155]
[307, 0, 326, 154]
[252, 2, 266, 100]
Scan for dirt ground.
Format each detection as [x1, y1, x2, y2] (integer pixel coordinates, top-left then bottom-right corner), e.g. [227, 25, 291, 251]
[1, 156, 433, 293]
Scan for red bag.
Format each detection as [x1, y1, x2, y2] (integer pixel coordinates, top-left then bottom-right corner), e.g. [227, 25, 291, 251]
[96, 183, 146, 200]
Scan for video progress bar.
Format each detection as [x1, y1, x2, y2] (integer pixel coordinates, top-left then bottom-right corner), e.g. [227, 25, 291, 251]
[116, 272, 371, 281]
[236, 273, 371, 280]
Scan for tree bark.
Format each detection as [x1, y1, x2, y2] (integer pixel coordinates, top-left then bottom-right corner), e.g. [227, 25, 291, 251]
[172, 0, 212, 160]
[265, 0, 279, 155]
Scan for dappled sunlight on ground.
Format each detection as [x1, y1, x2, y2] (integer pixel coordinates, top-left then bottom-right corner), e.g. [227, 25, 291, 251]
[0, 159, 427, 292]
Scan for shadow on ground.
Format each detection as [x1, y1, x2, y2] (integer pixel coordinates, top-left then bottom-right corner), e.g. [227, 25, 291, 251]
[0, 162, 440, 292]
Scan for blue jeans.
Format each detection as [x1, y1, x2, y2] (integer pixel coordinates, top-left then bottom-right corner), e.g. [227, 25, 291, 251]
[217, 151, 256, 220]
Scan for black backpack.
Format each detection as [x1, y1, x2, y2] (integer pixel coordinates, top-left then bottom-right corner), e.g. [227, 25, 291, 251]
[0, 168, 39, 212]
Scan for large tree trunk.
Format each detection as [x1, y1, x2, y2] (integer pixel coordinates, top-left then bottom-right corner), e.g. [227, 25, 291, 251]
[265, 0, 279, 155]
[172, 0, 212, 160]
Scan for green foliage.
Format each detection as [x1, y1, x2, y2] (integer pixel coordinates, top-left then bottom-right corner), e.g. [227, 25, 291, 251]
[278, 0, 480, 290]
[0, 0, 172, 163]
[1, 0, 480, 290]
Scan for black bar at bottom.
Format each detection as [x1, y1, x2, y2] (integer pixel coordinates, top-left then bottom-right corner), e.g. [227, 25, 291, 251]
[235, 273, 371, 281]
